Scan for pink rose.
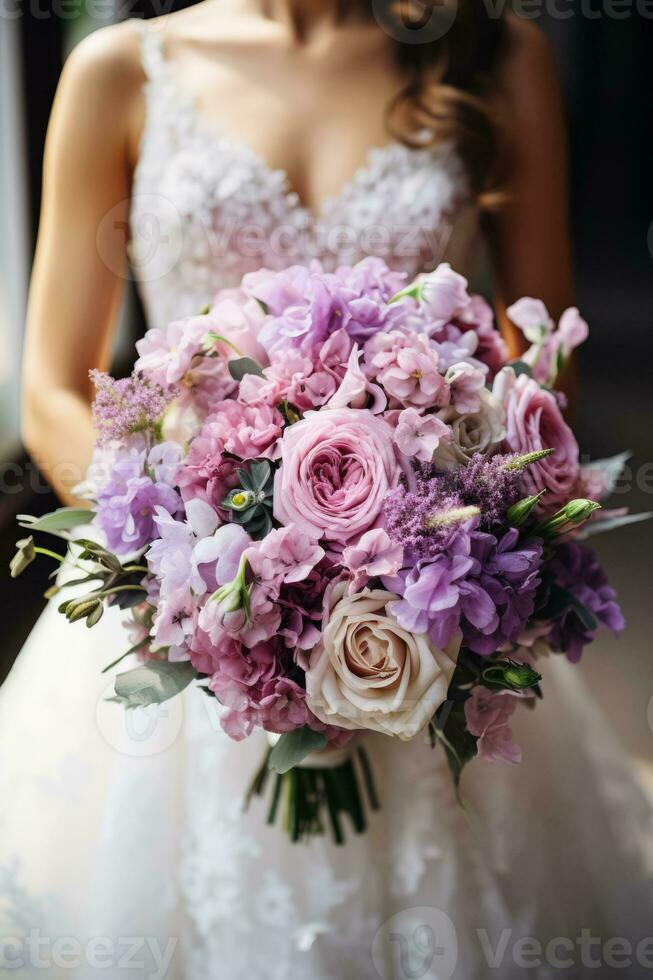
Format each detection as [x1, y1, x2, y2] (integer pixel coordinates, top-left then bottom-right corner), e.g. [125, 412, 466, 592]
[273, 407, 400, 545]
[494, 368, 580, 513]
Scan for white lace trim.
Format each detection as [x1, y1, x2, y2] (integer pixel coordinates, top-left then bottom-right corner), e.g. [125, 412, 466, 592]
[128, 18, 468, 327]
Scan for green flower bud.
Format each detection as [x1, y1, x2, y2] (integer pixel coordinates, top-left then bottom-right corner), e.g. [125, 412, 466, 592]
[66, 597, 104, 624]
[86, 602, 105, 628]
[482, 659, 542, 692]
[506, 491, 546, 527]
[10, 536, 35, 578]
[210, 553, 251, 623]
[533, 498, 601, 539]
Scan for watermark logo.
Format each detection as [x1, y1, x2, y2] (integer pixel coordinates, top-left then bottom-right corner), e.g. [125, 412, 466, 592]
[96, 678, 184, 758]
[372, 0, 458, 43]
[372, 906, 458, 980]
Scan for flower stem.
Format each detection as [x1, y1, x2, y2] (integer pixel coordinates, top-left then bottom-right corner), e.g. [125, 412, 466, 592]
[34, 546, 66, 563]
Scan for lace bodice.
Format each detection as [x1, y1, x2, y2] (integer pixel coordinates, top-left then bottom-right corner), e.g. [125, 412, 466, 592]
[129, 19, 475, 328]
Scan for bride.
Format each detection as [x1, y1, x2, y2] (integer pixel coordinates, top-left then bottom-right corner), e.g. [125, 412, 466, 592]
[3, 2, 653, 977]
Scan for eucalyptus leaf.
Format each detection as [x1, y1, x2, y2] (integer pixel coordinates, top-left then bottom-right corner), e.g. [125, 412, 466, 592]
[432, 698, 477, 789]
[70, 539, 123, 574]
[112, 588, 146, 609]
[568, 595, 599, 632]
[577, 510, 653, 540]
[248, 459, 272, 493]
[268, 727, 328, 774]
[228, 356, 264, 381]
[581, 450, 631, 499]
[111, 660, 196, 709]
[509, 360, 533, 378]
[538, 583, 598, 631]
[18, 508, 93, 533]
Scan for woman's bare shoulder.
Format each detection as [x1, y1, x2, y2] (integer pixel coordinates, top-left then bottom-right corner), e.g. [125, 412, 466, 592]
[49, 21, 148, 169]
[61, 19, 145, 93]
[499, 14, 560, 92]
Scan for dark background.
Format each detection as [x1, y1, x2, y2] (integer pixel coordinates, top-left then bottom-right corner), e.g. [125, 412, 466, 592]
[2, 3, 652, 757]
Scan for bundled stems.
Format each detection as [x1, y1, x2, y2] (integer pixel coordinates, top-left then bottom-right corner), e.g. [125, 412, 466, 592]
[247, 745, 380, 844]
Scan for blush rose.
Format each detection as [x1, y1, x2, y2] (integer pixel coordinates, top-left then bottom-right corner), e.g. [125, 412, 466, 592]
[305, 584, 460, 740]
[273, 407, 400, 545]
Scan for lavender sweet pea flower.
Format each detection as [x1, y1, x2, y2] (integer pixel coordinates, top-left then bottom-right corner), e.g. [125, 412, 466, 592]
[418, 263, 470, 321]
[392, 523, 543, 655]
[147, 441, 185, 486]
[545, 540, 625, 662]
[135, 315, 209, 385]
[95, 451, 180, 555]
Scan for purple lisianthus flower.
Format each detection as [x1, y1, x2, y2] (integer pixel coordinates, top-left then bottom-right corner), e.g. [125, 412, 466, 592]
[545, 541, 625, 662]
[95, 450, 180, 554]
[392, 523, 543, 655]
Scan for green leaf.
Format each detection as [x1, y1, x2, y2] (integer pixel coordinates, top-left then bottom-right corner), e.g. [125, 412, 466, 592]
[248, 459, 272, 493]
[17, 508, 93, 533]
[70, 539, 123, 574]
[568, 595, 599, 632]
[538, 583, 598, 631]
[432, 698, 477, 789]
[510, 360, 533, 378]
[268, 727, 328, 774]
[228, 356, 264, 381]
[110, 660, 196, 709]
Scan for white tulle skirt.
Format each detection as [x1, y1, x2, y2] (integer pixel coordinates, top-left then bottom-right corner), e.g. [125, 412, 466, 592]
[2, 592, 653, 980]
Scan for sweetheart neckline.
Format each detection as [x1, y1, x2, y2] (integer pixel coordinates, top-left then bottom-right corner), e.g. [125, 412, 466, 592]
[134, 19, 440, 223]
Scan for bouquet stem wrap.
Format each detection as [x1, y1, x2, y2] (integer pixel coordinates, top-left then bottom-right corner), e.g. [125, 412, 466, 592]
[247, 736, 380, 844]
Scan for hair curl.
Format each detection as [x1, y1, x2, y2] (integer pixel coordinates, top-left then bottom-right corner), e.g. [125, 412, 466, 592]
[370, 0, 508, 207]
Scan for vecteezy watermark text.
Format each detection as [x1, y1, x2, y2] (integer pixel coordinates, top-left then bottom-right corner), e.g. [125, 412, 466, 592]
[0, 931, 177, 977]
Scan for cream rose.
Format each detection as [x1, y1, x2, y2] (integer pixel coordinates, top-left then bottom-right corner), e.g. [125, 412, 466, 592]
[305, 584, 460, 740]
[432, 386, 505, 470]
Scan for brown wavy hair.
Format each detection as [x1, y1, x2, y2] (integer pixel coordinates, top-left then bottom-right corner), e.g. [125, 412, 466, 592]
[370, 0, 508, 207]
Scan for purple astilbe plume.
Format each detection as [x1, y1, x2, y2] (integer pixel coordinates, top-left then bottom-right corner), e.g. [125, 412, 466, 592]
[392, 524, 543, 655]
[545, 540, 625, 662]
[383, 478, 469, 564]
[90, 370, 177, 446]
[441, 453, 525, 529]
[384, 454, 527, 554]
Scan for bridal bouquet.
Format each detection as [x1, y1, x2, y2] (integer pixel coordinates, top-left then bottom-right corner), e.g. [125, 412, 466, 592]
[13, 258, 644, 842]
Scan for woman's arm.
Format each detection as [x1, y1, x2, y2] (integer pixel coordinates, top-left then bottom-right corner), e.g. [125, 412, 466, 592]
[486, 17, 574, 358]
[21, 23, 142, 505]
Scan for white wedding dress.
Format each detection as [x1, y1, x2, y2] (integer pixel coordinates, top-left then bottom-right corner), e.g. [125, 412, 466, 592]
[2, 21, 653, 980]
